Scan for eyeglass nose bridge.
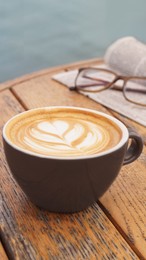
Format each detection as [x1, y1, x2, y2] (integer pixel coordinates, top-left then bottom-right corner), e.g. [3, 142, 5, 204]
[107, 75, 122, 88]
[108, 75, 127, 90]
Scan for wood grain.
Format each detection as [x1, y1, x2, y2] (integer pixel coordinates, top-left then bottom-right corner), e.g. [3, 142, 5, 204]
[11, 71, 108, 112]
[0, 242, 8, 260]
[100, 147, 146, 257]
[10, 69, 146, 258]
[0, 91, 139, 259]
[0, 58, 102, 92]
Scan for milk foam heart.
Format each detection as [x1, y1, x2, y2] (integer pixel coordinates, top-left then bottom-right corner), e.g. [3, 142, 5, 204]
[5, 108, 122, 157]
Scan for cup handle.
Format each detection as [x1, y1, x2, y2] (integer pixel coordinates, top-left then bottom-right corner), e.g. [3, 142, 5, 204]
[123, 127, 143, 165]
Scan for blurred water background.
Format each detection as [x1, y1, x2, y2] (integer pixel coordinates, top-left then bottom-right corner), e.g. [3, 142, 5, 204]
[0, 0, 146, 82]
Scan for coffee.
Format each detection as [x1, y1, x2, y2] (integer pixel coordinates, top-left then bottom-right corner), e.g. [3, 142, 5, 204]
[5, 107, 122, 157]
[3, 106, 143, 212]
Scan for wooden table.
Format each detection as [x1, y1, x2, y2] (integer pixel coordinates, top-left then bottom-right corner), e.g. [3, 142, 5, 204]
[0, 59, 146, 260]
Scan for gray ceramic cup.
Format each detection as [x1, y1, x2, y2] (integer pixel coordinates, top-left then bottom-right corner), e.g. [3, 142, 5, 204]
[2, 107, 143, 213]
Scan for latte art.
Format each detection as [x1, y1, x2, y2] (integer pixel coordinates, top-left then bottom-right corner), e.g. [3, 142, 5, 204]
[5, 108, 122, 157]
[17, 119, 111, 156]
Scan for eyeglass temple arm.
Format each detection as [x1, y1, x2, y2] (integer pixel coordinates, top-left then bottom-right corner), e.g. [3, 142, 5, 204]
[84, 76, 146, 93]
[69, 73, 146, 93]
[69, 75, 112, 90]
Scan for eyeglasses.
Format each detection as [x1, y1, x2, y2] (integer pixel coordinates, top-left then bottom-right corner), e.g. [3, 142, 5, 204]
[69, 67, 146, 106]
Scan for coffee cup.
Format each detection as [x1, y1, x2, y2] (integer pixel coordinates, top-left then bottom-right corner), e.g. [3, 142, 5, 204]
[2, 106, 143, 213]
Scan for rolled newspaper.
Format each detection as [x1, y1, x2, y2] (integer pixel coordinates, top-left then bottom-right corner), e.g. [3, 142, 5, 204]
[104, 36, 146, 77]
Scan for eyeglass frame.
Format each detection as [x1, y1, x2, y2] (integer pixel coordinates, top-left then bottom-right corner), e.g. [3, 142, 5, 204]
[69, 67, 146, 106]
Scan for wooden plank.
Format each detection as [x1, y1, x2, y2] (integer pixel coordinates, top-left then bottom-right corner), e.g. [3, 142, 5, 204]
[11, 70, 109, 112]
[0, 58, 102, 92]
[11, 74, 146, 258]
[0, 242, 8, 260]
[0, 91, 139, 259]
[100, 146, 146, 257]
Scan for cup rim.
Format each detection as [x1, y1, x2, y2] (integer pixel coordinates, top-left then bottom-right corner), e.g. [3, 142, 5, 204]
[3, 106, 129, 160]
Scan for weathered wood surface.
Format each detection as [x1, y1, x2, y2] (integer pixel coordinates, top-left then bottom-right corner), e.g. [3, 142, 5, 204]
[0, 242, 8, 260]
[1, 59, 146, 259]
[0, 58, 102, 92]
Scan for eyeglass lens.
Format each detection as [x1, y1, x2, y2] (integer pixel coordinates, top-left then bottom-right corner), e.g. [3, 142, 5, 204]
[124, 78, 146, 106]
[76, 69, 146, 105]
[76, 69, 115, 91]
